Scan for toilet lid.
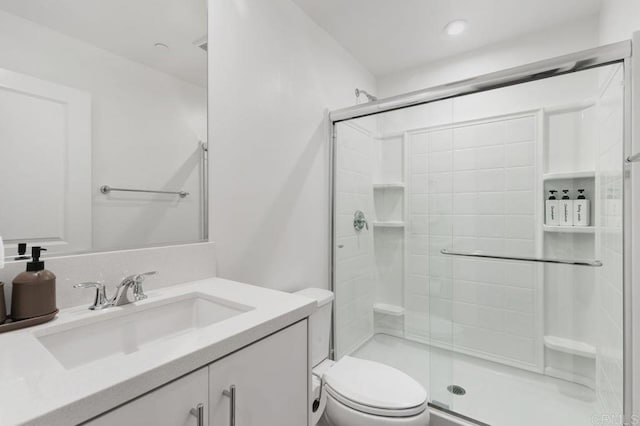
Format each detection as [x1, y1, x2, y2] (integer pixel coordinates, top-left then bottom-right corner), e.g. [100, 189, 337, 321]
[323, 356, 428, 417]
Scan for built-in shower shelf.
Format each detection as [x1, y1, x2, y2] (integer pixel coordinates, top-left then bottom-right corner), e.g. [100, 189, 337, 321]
[373, 183, 405, 189]
[544, 335, 596, 359]
[373, 303, 404, 316]
[543, 225, 596, 234]
[543, 171, 595, 181]
[372, 221, 405, 228]
[543, 225, 595, 234]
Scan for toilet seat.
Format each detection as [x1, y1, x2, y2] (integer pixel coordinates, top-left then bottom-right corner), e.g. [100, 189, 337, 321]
[322, 356, 428, 418]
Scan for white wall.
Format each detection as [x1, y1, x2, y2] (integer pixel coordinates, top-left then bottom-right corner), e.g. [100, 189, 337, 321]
[599, 0, 640, 44]
[210, 0, 375, 292]
[0, 10, 206, 252]
[378, 17, 600, 98]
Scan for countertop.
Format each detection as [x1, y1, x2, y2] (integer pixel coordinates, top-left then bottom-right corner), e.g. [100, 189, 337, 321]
[0, 278, 316, 425]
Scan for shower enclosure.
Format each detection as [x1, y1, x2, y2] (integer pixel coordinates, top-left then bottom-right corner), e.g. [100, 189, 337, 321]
[330, 42, 631, 426]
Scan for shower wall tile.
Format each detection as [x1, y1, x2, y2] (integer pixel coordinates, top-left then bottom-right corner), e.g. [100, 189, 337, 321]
[477, 192, 505, 214]
[476, 146, 505, 169]
[506, 142, 535, 167]
[505, 191, 534, 214]
[378, 137, 404, 182]
[453, 171, 477, 193]
[476, 169, 505, 192]
[453, 193, 478, 215]
[506, 116, 536, 142]
[427, 130, 453, 153]
[411, 154, 428, 173]
[406, 113, 540, 371]
[505, 166, 535, 190]
[428, 151, 453, 173]
[453, 149, 476, 171]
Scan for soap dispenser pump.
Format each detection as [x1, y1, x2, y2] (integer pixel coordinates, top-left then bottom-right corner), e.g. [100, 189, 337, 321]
[10, 247, 57, 321]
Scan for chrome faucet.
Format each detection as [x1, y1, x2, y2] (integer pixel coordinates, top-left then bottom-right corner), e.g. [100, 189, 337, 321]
[74, 271, 158, 310]
[111, 271, 156, 306]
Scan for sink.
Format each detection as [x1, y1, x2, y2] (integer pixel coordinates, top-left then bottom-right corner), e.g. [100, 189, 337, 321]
[35, 293, 253, 369]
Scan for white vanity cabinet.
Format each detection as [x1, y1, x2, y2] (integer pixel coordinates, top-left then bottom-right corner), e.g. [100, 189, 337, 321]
[85, 367, 208, 426]
[85, 321, 308, 426]
[209, 320, 308, 426]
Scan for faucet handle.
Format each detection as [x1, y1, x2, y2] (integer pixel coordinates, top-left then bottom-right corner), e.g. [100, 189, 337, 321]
[131, 271, 157, 301]
[135, 271, 158, 281]
[74, 282, 110, 310]
[120, 271, 157, 284]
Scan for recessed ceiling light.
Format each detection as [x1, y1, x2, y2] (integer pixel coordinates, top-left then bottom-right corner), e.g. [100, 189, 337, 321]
[154, 42, 170, 51]
[444, 20, 468, 36]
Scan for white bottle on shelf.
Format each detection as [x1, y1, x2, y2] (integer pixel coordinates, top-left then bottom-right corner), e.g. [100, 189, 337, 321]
[560, 190, 574, 226]
[545, 190, 559, 226]
[574, 189, 590, 227]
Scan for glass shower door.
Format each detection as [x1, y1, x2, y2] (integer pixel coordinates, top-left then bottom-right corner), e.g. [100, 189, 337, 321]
[429, 62, 625, 425]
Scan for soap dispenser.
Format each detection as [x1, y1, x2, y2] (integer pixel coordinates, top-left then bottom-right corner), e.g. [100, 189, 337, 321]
[10, 247, 57, 321]
[560, 190, 574, 226]
[546, 190, 559, 226]
[574, 189, 590, 227]
[14, 243, 29, 260]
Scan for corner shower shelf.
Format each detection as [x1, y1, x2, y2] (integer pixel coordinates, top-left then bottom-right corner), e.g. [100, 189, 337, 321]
[544, 335, 596, 359]
[543, 225, 595, 234]
[373, 183, 405, 189]
[372, 221, 405, 228]
[373, 303, 404, 316]
[543, 171, 595, 181]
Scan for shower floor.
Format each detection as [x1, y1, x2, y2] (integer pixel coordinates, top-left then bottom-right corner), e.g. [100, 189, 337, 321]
[352, 334, 597, 426]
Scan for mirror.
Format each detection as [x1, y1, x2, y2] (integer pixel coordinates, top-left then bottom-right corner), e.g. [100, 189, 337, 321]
[0, 0, 208, 258]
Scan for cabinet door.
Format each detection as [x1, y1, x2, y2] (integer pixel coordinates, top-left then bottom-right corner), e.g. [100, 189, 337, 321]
[209, 321, 308, 426]
[86, 367, 208, 426]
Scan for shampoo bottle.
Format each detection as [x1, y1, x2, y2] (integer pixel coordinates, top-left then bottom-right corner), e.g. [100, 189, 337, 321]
[545, 190, 559, 226]
[560, 190, 574, 226]
[574, 189, 590, 227]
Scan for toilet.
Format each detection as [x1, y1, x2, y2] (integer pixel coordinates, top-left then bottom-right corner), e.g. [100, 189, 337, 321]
[295, 288, 430, 426]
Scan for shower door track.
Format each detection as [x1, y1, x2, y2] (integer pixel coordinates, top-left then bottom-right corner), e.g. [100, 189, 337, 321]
[328, 40, 634, 425]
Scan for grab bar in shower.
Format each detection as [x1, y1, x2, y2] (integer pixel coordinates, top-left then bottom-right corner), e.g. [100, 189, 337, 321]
[627, 152, 640, 163]
[100, 185, 189, 198]
[440, 249, 602, 267]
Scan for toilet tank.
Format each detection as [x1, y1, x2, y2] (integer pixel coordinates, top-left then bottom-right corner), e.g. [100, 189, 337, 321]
[295, 288, 334, 367]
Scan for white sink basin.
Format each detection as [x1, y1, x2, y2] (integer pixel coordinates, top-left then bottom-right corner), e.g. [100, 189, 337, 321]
[35, 293, 253, 369]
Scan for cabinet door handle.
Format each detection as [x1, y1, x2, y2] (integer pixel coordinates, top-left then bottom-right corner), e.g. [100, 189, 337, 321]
[223, 385, 236, 426]
[190, 403, 204, 426]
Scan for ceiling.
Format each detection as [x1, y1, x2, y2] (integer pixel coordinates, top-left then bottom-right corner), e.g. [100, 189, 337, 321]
[0, 0, 207, 87]
[292, 0, 603, 77]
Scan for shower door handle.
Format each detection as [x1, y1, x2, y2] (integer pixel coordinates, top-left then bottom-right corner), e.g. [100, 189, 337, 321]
[440, 249, 602, 267]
